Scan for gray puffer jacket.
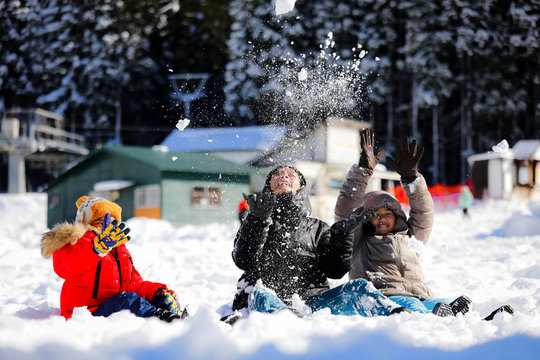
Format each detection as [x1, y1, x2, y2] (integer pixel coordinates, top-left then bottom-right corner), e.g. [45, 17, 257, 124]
[334, 164, 435, 299]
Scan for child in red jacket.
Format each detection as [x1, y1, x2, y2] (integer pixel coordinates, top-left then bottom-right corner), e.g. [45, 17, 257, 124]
[41, 196, 187, 321]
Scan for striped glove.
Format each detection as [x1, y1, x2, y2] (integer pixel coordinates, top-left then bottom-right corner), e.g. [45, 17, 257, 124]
[93, 213, 131, 257]
[157, 288, 183, 317]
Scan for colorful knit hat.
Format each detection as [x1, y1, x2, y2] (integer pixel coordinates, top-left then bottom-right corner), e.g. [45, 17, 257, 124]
[75, 196, 122, 226]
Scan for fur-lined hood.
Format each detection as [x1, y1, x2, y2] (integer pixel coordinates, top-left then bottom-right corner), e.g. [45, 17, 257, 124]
[41, 222, 92, 258]
[360, 191, 409, 233]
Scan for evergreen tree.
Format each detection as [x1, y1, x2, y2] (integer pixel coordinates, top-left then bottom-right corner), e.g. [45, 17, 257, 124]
[0, 0, 41, 112]
[225, 0, 373, 130]
[225, 0, 296, 125]
[33, 0, 161, 144]
[156, 0, 232, 128]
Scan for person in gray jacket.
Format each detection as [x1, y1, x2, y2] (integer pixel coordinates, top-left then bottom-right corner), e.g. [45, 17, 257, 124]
[334, 129, 470, 317]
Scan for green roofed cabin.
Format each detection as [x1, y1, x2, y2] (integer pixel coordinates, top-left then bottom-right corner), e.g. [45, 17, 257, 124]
[45, 145, 258, 228]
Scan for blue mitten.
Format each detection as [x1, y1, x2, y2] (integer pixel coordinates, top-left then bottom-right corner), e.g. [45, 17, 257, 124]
[93, 213, 131, 257]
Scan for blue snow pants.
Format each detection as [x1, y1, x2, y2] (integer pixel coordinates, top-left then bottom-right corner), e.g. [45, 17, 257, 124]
[92, 292, 156, 318]
[388, 295, 451, 314]
[248, 279, 397, 317]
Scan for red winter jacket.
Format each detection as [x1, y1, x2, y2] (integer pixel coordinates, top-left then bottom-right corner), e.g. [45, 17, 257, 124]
[42, 222, 167, 319]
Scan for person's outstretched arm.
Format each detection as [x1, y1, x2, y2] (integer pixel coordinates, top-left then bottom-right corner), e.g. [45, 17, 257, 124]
[403, 176, 434, 243]
[335, 129, 385, 221]
[386, 137, 434, 243]
[319, 207, 375, 278]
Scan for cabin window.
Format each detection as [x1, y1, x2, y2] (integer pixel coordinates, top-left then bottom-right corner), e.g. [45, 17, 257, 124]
[48, 194, 60, 209]
[191, 185, 222, 208]
[518, 164, 530, 186]
[135, 185, 160, 208]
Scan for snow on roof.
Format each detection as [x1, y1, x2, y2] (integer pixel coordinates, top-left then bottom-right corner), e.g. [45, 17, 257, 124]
[466, 150, 514, 164]
[160, 126, 288, 152]
[467, 139, 540, 164]
[511, 140, 540, 160]
[93, 180, 134, 191]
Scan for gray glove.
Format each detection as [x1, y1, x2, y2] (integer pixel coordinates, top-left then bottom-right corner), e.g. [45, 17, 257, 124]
[242, 189, 276, 220]
[332, 206, 375, 232]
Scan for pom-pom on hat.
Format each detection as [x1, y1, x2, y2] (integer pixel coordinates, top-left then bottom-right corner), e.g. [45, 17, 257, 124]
[75, 196, 122, 226]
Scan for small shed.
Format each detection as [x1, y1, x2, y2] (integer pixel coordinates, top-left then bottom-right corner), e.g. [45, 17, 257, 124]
[45, 145, 257, 228]
[467, 139, 540, 200]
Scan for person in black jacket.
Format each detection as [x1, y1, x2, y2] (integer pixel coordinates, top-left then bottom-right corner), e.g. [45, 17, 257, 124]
[226, 165, 401, 321]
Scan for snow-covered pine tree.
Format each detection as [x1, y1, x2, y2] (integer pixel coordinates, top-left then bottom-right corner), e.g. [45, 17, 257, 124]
[29, 0, 166, 144]
[224, 0, 298, 125]
[0, 0, 41, 113]
[273, 0, 370, 130]
[225, 0, 376, 130]
[462, 0, 540, 147]
[401, 0, 457, 183]
[345, 0, 411, 150]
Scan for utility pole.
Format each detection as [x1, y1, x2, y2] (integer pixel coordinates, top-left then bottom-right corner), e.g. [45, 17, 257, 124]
[168, 73, 209, 118]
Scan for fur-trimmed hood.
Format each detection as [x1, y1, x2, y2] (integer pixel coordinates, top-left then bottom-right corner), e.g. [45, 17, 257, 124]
[41, 222, 91, 258]
[361, 191, 409, 233]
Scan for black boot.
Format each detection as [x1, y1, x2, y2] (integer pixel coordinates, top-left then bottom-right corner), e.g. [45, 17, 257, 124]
[449, 295, 472, 316]
[483, 305, 514, 321]
[390, 306, 412, 315]
[432, 302, 454, 317]
[179, 308, 190, 319]
[220, 313, 242, 326]
[154, 308, 182, 322]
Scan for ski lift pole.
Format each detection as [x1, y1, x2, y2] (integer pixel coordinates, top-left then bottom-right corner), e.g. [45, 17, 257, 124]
[168, 73, 210, 118]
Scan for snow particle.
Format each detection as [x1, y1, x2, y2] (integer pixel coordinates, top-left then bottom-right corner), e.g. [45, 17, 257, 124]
[298, 68, 308, 81]
[175, 118, 190, 131]
[275, 0, 296, 15]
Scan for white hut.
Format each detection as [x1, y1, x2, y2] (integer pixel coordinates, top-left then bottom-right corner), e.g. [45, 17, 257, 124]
[467, 140, 540, 200]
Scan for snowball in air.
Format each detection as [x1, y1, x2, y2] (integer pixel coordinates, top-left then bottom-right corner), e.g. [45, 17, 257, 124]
[492, 139, 509, 153]
[176, 118, 190, 131]
[275, 0, 296, 15]
[298, 68, 308, 81]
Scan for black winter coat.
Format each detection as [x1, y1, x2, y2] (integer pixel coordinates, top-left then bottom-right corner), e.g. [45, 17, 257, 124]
[231, 189, 354, 310]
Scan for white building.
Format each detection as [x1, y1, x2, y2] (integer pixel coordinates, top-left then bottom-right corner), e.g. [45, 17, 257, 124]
[467, 140, 540, 200]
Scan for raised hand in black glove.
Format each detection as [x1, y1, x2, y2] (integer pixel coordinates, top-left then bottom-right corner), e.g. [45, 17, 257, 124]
[332, 206, 375, 232]
[386, 137, 424, 184]
[242, 189, 276, 220]
[358, 129, 386, 170]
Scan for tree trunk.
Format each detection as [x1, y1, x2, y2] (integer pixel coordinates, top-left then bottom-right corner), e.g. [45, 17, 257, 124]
[432, 105, 439, 184]
[460, 56, 473, 183]
[386, 92, 393, 151]
[411, 76, 419, 139]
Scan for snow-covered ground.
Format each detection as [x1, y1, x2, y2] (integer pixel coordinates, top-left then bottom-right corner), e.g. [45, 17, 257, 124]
[0, 193, 539, 359]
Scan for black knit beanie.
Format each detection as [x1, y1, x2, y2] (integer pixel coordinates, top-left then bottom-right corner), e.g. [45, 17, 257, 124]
[264, 165, 307, 190]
